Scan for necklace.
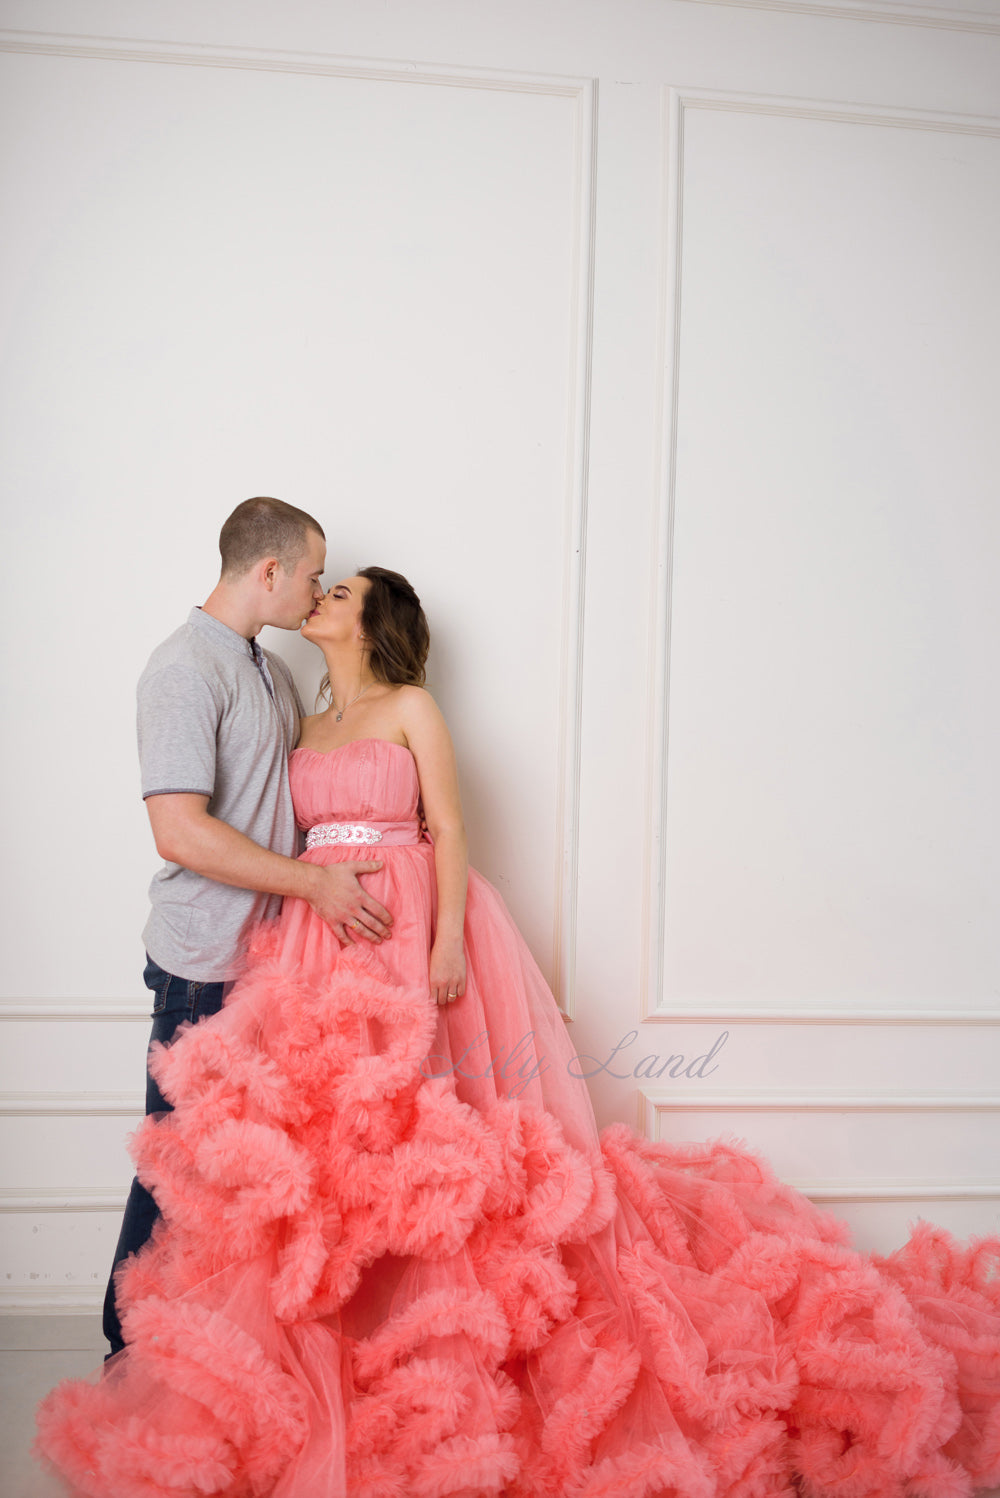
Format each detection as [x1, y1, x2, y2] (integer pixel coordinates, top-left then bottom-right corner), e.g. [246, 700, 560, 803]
[331, 682, 373, 723]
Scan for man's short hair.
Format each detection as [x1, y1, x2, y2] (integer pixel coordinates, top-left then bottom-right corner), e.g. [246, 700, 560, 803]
[219, 497, 325, 578]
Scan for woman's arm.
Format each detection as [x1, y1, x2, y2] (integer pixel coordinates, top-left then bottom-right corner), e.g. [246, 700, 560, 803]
[401, 688, 468, 1005]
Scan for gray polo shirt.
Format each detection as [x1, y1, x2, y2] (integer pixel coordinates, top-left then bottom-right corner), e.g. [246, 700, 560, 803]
[138, 607, 304, 982]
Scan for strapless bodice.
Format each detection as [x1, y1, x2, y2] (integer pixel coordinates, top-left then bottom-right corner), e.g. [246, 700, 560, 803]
[289, 737, 420, 831]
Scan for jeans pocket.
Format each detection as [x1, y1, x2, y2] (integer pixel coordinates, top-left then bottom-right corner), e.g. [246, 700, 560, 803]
[143, 954, 174, 1016]
[187, 979, 226, 1022]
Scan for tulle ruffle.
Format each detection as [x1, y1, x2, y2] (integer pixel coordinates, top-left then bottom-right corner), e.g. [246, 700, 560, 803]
[35, 723, 1000, 1498]
[36, 921, 1000, 1498]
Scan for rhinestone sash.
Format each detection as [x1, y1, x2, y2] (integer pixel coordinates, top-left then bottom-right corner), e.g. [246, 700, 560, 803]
[305, 820, 423, 849]
[306, 822, 382, 848]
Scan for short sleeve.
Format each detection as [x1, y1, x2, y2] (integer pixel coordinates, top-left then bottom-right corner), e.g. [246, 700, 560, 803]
[137, 663, 219, 799]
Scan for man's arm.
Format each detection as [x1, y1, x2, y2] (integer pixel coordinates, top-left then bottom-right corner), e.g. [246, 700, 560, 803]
[146, 794, 392, 943]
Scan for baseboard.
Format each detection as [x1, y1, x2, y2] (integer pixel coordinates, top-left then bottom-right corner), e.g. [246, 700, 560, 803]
[0, 1285, 104, 1313]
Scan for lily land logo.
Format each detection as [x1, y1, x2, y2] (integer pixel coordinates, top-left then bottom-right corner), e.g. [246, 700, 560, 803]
[422, 1029, 728, 1098]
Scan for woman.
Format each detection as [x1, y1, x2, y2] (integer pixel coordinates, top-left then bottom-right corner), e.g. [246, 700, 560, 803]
[38, 569, 1000, 1498]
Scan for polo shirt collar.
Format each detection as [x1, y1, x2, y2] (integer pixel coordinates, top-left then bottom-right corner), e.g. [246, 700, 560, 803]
[188, 606, 258, 658]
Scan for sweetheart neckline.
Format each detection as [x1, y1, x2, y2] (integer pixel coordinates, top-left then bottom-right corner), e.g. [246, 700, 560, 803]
[291, 738, 413, 760]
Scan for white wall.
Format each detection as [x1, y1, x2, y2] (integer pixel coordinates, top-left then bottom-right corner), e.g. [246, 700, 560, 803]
[1, 0, 998, 1308]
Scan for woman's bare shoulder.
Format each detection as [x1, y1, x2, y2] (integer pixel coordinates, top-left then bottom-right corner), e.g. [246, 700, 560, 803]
[395, 682, 436, 707]
[396, 684, 446, 734]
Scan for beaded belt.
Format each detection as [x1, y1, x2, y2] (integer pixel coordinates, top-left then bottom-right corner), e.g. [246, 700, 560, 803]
[307, 823, 382, 848]
[305, 820, 423, 849]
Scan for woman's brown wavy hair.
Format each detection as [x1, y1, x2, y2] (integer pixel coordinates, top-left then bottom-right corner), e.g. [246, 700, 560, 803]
[319, 566, 429, 703]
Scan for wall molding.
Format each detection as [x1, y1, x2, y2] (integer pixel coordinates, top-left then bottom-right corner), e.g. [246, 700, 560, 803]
[642, 83, 684, 1031]
[640, 1088, 1000, 1113]
[796, 1180, 1000, 1201]
[0, 29, 597, 1021]
[0, 1092, 143, 1116]
[675, 0, 1000, 37]
[677, 85, 1000, 136]
[0, 999, 148, 1021]
[642, 83, 1000, 1026]
[643, 1006, 1000, 1025]
[550, 76, 597, 1021]
[0, 29, 585, 96]
[639, 1088, 1000, 1201]
[0, 1188, 128, 1212]
[0, 1284, 104, 1312]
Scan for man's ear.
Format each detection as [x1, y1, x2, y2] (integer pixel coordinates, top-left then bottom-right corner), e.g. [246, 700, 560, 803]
[259, 557, 280, 592]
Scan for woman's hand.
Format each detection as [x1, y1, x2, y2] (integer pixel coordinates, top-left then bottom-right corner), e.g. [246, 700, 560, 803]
[429, 937, 466, 1006]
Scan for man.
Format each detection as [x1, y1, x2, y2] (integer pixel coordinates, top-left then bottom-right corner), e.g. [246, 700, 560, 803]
[103, 497, 393, 1355]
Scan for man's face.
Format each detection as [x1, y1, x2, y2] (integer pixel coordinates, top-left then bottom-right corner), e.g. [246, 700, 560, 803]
[266, 529, 327, 629]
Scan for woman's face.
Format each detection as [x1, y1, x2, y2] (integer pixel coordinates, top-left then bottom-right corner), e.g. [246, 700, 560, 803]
[300, 575, 371, 646]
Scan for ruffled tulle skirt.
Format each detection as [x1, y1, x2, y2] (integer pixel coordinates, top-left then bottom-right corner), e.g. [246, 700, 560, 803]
[36, 848, 1000, 1497]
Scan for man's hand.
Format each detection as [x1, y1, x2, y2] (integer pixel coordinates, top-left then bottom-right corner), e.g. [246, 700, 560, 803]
[144, 795, 393, 943]
[307, 861, 393, 944]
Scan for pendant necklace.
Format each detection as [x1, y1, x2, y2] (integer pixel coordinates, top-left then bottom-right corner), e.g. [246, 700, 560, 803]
[332, 682, 373, 723]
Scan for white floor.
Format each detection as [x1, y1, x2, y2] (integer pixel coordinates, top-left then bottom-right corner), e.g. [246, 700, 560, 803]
[5, 1316, 1000, 1498]
[1, 1317, 107, 1498]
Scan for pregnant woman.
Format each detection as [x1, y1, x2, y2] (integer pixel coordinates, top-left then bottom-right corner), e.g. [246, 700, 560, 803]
[38, 568, 1000, 1498]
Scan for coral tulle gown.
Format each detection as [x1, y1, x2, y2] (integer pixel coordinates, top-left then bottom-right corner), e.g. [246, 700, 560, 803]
[37, 739, 1000, 1497]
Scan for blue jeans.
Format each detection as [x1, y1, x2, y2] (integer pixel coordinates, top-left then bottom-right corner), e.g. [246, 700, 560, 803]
[102, 955, 227, 1356]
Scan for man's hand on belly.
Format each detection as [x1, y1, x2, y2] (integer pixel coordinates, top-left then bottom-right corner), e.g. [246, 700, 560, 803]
[303, 861, 393, 945]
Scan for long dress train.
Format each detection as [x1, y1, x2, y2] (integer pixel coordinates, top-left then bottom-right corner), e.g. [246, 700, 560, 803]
[36, 739, 1000, 1497]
